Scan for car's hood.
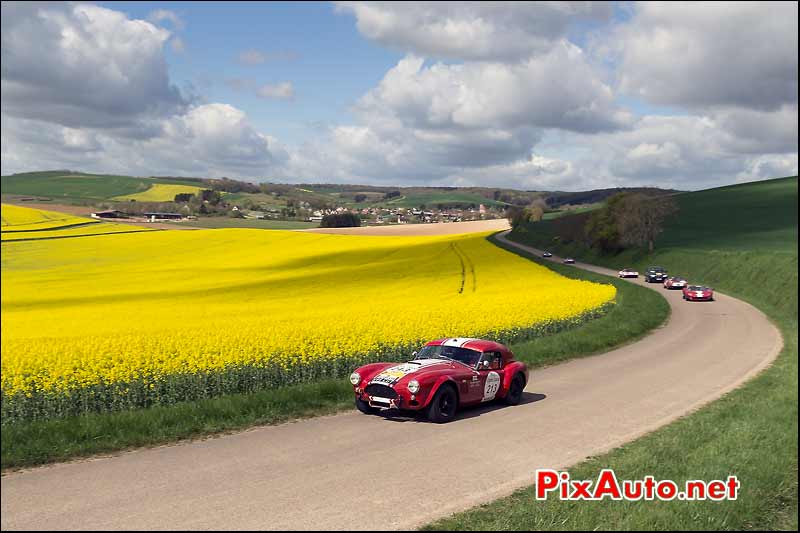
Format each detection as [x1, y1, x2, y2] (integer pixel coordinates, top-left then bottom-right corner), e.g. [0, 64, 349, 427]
[368, 359, 453, 387]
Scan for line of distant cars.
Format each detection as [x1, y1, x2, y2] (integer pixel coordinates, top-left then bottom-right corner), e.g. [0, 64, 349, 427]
[543, 251, 576, 264]
[618, 265, 714, 301]
[541, 250, 714, 302]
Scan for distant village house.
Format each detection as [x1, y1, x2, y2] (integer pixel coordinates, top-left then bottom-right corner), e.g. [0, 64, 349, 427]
[90, 210, 128, 219]
[144, 212, 184, 221]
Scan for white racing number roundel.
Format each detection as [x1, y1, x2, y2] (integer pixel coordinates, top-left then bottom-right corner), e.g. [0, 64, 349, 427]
[483, 371, 501, 402]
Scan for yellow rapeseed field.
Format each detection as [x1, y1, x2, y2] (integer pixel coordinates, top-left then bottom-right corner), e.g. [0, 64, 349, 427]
[1, 222, 156, 242]
[1, 214, 615, 421]
[113, 183, 205, 202]
[1, 203, 95, 231]
[0, 204, 157, 242]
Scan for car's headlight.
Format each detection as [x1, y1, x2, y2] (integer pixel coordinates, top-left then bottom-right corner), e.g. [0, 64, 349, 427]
[349, 372, 361, 386]
[407, 380, 420, 394]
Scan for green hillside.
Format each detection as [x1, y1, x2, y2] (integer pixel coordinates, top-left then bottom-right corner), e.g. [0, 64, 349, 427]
[3, 170, 682, 215]
[658, 176, 797, 251]
[430, 176, 798, 530]
[1, 171, 204, 201]
[381, 190, 507, 208]
[1, 171, 514, 209]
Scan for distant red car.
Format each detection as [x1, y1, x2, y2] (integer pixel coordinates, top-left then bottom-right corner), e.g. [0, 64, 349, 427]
[350, 338, 529, 423]
[683, 285, 714, 301]
[664, 276, 687, 289]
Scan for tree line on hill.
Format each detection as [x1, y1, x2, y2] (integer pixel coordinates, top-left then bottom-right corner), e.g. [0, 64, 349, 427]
[510, 192, 678, 253]
[544, 187, 680, 208]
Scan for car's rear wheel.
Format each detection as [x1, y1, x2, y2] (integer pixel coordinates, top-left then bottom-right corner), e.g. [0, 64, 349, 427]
[355, 396, 379, 415]
[504, 374, 525, 406]
[426, 385, 458, 423]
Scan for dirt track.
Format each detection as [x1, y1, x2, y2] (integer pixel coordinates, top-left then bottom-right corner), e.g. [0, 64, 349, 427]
[1, 230, 782, 531]
[303, 218, 510, 235]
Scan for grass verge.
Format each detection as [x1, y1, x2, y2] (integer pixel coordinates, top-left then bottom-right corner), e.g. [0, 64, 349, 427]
[1, 241, 668, 471]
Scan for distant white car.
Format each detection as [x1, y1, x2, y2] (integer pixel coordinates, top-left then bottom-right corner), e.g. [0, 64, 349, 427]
[542, 251, 553, 258]
[618, 268, 639, 278]
[664, 276, 688, 289]
[563, 258, 575, 264]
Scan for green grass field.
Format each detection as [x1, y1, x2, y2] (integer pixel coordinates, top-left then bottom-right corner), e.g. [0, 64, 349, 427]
[1, 247, 667, 470]
[427, 176, 798, 531]
[658, 177, 797, 251]
[382, 191, 507, 208]
[542, 203, 602, 220]
[1, 171, 203, 201]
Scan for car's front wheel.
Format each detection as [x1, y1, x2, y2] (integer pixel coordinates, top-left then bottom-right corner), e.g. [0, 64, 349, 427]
[504, 374, 525, 406]
[355, 396, 379, 415]
[426, 385, 458, 423]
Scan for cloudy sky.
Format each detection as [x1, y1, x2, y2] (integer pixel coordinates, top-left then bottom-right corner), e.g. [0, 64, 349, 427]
[1, 1, 797, 191]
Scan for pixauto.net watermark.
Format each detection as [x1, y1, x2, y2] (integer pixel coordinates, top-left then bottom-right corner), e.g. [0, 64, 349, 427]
[535, 469, 740, 502]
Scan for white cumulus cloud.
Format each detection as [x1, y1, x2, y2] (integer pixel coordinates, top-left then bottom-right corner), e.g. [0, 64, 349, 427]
[336, 1, 612, 61]
[1, 2, 185, 131]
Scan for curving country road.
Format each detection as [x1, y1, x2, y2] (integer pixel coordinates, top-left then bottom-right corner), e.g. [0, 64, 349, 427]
[1, 230, 782, 531]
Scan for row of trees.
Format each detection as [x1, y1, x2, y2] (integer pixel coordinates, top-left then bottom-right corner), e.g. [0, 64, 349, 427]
[510, 193, 678, 254]
[320, 212, 361, 228]
[586, 193, 678, 253]
[506, 198, 548, 226]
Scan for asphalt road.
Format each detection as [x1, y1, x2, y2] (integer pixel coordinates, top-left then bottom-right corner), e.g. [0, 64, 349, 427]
[1, 230, 783, 530]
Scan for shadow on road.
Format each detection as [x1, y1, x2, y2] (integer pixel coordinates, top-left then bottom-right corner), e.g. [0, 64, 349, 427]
[376, 391, 547, 424]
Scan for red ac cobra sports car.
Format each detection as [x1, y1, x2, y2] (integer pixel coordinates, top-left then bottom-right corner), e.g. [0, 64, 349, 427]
[350, 338, 529, 423]
[683, 285, 714, 301]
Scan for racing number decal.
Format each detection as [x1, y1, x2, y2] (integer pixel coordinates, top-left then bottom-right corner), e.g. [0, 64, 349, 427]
[483, 371, 501, 401]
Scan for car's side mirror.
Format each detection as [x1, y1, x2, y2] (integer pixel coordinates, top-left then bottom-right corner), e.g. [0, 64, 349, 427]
[411, 351, 417, 356]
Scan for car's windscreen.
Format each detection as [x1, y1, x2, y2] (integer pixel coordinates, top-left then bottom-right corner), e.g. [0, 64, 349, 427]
[687, 285, 707, 291]
[414, 345, 482, 367]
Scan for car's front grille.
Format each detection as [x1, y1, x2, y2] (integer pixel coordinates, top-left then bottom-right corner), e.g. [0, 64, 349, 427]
[365, 384, 398, 399]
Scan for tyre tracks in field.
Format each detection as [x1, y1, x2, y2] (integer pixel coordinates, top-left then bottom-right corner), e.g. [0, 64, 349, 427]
[451, 241, 476, 294]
